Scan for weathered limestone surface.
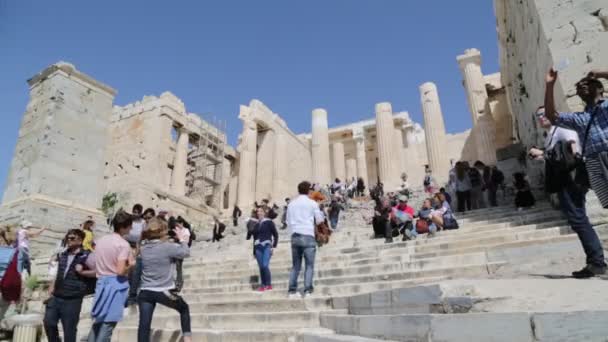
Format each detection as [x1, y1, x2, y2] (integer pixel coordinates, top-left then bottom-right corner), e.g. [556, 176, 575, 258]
[0, 63, 116, 235]
[494, 0, 608, 150]
[420, 82, 449, 182]
[312, 108, 332, 186]
[3, 62, 115, 210]
[255, 128, 275, 201]
[170, 129, 189, 196]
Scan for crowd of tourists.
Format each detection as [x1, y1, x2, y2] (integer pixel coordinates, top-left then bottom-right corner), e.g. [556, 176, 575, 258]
[28, 205, 195, 342]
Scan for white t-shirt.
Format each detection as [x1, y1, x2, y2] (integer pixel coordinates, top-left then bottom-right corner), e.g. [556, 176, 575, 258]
[545, 126, 580, 153]
[286, 195, 324, 237]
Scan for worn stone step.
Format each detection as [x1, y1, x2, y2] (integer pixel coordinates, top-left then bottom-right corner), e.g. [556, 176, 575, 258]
[181, 276, 448, 303]
[123, 310, 326, 330]
[181, 263, 501, 294]
[186, 252, 489, 287]
[113, 327, 336, 342]
[319, 310, 608, 342]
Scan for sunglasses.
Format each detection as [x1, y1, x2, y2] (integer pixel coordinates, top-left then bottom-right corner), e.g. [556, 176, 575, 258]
[67, 236, 78, 241]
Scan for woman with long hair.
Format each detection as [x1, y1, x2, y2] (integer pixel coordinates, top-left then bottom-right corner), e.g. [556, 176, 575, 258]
[138, 217, 191, 342]
[251, 207, 279, 292]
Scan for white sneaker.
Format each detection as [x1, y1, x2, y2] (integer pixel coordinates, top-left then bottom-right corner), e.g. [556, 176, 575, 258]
[288, 292, 302, 300]
[304, 291, 313, 298]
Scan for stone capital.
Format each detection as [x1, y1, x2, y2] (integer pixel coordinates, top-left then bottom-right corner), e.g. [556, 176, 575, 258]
[352, 126, 365, 141]
[457, 48, 482, 68]
[375, 102, 392, 115]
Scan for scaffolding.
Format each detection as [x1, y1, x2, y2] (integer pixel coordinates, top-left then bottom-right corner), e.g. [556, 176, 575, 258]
[186, 115, 227, 209]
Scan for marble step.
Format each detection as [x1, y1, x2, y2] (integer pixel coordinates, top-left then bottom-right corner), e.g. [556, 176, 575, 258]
[112, 327, 337, 342]
[184, 252, 489, 287]
[181, 262, 502, 294]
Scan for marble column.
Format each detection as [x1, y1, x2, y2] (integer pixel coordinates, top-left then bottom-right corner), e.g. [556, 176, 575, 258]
[273, 130, 288, 201]
[171, 129, 189, 196]
[404, 124, 423, 186]
[237, 109, 258, 208]
[332, 141, 346, 181]
[457, 48, 497, 164]
[393, 125, 406, 181]
[375, 102, 396, 189]
[457, 48, 488, 124]
[420, 82, 448, 182]
[311, 108, 331, 185]
[256, 128, 275, 201]
[345, 158, 357, 182]
[353, 127, 369, 186]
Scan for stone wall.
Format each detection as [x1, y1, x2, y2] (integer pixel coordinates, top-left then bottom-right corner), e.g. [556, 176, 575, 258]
[494, 0, 607, 187]
[495, 0, 608, 149]
[2, 62, 115, 211]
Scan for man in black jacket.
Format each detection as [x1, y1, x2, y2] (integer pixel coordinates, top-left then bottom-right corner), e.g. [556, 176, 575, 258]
[212, 217, 226, 242]
[43, 229, 96, 342]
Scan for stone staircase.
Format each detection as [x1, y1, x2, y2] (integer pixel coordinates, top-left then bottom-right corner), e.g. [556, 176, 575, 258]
[26, 195, 608, 341]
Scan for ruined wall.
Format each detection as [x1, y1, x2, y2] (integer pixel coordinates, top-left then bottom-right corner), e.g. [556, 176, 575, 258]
[495, 0, 608, 149]
[104, 92, 222, 222]
[2, 62, 115, 210]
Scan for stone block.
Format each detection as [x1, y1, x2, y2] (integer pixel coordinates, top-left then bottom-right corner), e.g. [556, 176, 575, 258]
[430, 313, 533, 342]
[532, 311, 608, 342]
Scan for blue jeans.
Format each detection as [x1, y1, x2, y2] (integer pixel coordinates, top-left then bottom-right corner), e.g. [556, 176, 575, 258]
[558, 188, 606, 267]
[137, 290, 191, 342]
[127, 255, 142, 304]
[329, 216, 339, 230]
[288, 233, 316, 293]
[254, 244, 272, 286]
[43, 296, 83, 342]
[87, 322, 116, 342]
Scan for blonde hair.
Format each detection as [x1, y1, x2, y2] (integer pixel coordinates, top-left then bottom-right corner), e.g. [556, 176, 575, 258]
[0, 224, 18, 246]
[141, 217, 168, 241]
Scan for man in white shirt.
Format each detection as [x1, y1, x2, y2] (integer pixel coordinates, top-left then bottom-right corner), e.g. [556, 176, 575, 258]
[529, 107, 606, 278]
[286, 181, 324, 298]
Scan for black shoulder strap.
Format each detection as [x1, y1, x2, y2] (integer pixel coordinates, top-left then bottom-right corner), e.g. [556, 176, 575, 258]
[546, 127, 558, 150]
[581, 106, 599, 156]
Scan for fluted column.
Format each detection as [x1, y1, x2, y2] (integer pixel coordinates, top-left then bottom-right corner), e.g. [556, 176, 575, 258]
[473, 105, 498, 165]
[375, 102, 397, 189]
[332, 141, 346, 181]
[346, 158, 357, 182]
[256, 128, 275, 201]
[457, 48, 497, 164]
[171, 129, 189, 196]
[272, 130, 288, 201]
[420, 82, 448, 182]
[237, 109, 258, 208]
[457, 48, 488, 124]
[311, 108, 331, 185]
[353, 127, 368, 186]
[393, 125, 406, 181]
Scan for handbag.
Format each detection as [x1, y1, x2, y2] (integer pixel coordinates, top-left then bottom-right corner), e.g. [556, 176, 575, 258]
[315, 221, 332, 246]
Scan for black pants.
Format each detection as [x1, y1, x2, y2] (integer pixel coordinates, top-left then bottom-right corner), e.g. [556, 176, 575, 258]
[43, 296, 83, 342]
[138, 290, 191, 342]
[456, 191, 471, 212]
[558, 187, 606, 267]
[175, 259, 184, 292]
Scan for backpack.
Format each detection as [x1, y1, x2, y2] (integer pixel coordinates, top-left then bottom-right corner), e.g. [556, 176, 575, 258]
[0, 249, 21, 302]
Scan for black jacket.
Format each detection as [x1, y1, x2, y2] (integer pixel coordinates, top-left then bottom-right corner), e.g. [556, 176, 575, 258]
[53, 249, 94, 299]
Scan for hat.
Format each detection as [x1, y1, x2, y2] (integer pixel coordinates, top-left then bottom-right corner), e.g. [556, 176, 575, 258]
[398, 195, 408, 202]
[20, 220, 33, 229]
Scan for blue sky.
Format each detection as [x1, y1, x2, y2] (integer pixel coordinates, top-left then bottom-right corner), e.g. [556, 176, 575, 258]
[0, 1, 499, 191]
